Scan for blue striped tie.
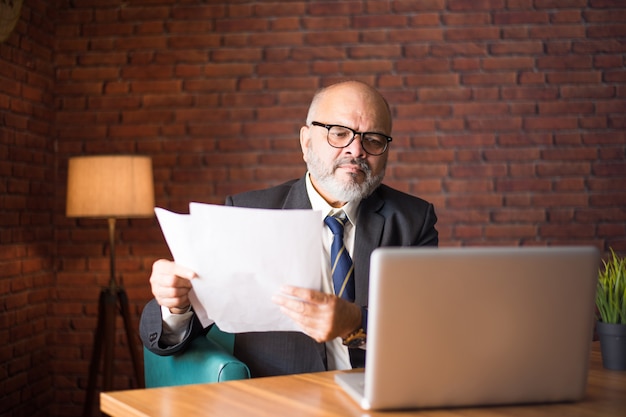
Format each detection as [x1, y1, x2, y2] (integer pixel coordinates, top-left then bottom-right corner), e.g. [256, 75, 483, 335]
[324, 214, 355, 302]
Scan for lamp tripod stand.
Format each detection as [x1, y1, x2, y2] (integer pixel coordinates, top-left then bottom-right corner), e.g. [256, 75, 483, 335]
[82, 218, 145, 417]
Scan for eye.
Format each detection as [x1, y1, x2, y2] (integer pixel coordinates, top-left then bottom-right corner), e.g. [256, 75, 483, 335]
[329, 126, 351, 139]
[363, 135, 386, 149]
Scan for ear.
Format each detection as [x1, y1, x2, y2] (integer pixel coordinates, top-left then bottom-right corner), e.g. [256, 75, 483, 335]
[299, 125, 310, 160]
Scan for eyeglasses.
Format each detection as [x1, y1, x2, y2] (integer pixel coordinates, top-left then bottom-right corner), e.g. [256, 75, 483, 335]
[311, 121, 392, 156]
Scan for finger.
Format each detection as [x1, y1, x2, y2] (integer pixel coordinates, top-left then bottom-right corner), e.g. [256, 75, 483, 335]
[171, 263, 197, 281]
[150, 272, 193, 295]
[153, 259, 197, 281]
[276, 303, 324, 335]
[278, 285, 326, 303]
[159, 295, 190, 309]
[272, 292, 307, 314]
[156, 284, 192, 299]
[273, 292, 333, 330]
[279, 307, 331, 343]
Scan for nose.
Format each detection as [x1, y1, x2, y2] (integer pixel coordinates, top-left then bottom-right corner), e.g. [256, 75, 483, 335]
[344, 134, 367, 158]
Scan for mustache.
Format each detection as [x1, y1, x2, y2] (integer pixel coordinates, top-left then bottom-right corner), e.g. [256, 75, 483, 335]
[333, 157, 372, 175]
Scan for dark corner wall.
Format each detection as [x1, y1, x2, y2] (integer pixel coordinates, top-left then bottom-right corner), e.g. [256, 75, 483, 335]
[1, 0, 625, 416]
[1, 0, 57, 416]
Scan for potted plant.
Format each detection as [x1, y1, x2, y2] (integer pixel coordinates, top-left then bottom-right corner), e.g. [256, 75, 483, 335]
[595, 248, 626, 371]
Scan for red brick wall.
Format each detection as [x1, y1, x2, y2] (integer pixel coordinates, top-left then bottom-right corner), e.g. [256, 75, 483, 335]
[1, 0, 625, 416]
[1, 0, 56, 416]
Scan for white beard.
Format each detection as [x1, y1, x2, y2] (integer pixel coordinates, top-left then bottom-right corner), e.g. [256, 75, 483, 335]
[305, 145, 385, 203]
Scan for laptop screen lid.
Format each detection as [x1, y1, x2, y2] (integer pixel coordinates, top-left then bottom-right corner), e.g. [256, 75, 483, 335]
[336, 246, 599, 411]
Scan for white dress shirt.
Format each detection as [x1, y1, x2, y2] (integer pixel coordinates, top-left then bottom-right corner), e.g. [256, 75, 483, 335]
[304, 172, 358, 371]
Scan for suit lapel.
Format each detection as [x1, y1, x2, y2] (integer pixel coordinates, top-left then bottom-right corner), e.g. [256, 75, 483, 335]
[353, 190, 385, 305]
[281, 177, 312, 210]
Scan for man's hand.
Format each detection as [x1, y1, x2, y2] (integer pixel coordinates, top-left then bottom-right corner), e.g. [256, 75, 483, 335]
[150, 259, 197, 314]
[272, 285, 361, 343]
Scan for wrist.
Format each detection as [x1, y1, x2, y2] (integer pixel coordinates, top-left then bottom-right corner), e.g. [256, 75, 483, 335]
[169, 305, 191, 315]
[342, 305, 367, 348]
[341, 304, 363, 337]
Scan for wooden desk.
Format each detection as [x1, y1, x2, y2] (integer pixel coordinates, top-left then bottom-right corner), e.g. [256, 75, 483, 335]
[101, 343, 625, 417]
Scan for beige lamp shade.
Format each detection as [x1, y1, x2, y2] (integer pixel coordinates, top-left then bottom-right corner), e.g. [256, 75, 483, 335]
[66, 155, 155, 218]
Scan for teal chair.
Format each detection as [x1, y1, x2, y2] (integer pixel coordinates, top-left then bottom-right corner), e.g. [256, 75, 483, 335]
[144, 326, 250, 388]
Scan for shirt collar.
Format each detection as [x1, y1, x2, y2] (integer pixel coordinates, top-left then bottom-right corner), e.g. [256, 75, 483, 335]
[305, 172, 359, 226]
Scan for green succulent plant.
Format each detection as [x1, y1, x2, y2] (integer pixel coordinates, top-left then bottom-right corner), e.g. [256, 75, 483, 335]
[596, 248, 626, 325]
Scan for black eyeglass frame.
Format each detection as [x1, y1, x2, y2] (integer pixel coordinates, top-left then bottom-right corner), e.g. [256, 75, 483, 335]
[311, 121, 392, 156]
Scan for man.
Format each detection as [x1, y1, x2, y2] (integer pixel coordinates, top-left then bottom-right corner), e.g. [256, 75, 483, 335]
[140, 80, 438, 377]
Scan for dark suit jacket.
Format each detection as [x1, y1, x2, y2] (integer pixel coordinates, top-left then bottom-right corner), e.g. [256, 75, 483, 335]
[140, 176, 438, 377]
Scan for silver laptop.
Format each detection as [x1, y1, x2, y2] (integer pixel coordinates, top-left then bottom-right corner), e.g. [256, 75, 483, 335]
[335, 246, 599, 411]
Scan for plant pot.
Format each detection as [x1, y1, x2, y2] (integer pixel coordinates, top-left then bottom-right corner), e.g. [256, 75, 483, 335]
[596, 321, 626, 371]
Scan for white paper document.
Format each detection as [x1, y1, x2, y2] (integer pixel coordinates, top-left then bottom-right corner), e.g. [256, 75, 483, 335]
[154, 203, 322, 333]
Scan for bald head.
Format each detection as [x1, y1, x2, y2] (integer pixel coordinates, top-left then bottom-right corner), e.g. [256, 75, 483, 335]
[305, 81, 392, 135]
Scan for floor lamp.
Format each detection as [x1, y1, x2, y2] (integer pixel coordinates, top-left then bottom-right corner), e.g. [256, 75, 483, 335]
[66, 155, 154, 417]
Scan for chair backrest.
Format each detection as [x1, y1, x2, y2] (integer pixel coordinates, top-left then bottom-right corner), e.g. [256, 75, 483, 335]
[143, 327, 250, 388]
[205, 324, 235, 353]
